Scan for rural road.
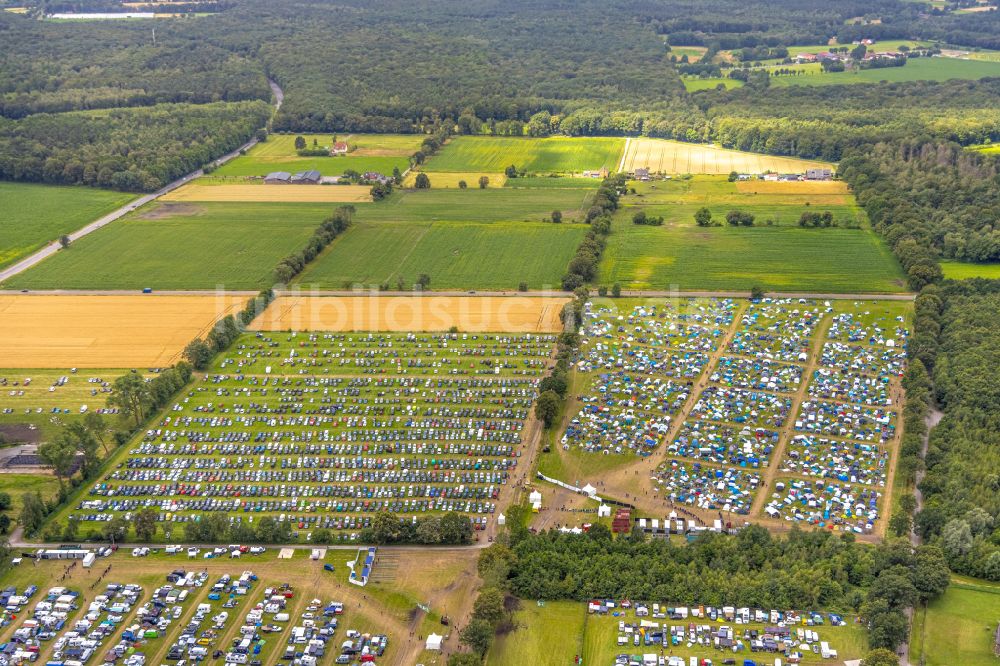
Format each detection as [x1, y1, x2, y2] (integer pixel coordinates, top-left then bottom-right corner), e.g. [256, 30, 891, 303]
[0, 79, 285, 285]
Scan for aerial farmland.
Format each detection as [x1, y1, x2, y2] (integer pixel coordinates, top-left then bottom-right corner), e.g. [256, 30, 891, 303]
[6, 1, 1000, 662]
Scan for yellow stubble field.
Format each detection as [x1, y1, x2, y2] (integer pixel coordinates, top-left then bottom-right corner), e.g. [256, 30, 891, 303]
[0, 294, 247, 368]
[620, 137, 835, 175]
[160, 183, 372, 203]
[250, 295, 570, 333]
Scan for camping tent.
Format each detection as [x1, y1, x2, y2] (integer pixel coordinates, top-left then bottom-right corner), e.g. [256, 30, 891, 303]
[426, 634, 443, 651]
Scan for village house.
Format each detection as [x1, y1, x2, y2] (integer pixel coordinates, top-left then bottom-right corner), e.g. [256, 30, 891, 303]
[363, 171, 391, 184]
[330, 141, 348, 156]
[633, 167, 651, 181]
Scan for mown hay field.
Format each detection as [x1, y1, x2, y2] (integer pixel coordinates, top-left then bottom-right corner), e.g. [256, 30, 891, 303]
[620, 137, 834, 175]
[212, 133, 421, 177]
[939, 260, 1000, 279]
[4, 202, 329, 290]
[251, 295, 569, 333]
[424, 136, 625, 173]
[402, 171, 506, 188]
[0, 294, 246, 367]
[769, 54, 1000, 87]
[161, 182, 372, 203]
[0, 182, 135, 270]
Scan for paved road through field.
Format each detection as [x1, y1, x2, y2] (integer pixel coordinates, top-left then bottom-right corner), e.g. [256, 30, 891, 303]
[0, 80, 285, 285]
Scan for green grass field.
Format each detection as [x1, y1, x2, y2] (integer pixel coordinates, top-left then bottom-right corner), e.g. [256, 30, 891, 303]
[910, 578, 1000, 666]
[4, 201, 330, 290]
[0, 182, 135, 270]
[682, 77, 744, 91]
[595, 177, 904, 292]
[297, 220, 587, 290]
[212, 133, 422, 178]
[599, 221, 905, 292]
[424, 136, 625, 173]
[769, 56, 1000, 87]
[489, 602, 868, 666]
[504, 176, 601, 189]
[295, 187, 592, 290]
[940, 260, 1000, 279]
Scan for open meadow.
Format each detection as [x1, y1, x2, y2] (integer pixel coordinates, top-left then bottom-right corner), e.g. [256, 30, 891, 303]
[0, 182, 134, 271]
[211, 133, 422, 178]
[3, 202, 332, 290]
[596, 177, 904, 292]
[0, 294, 247, 368]
[940, 260, 1000, 279]
[619, 138, 834, 175]
[768, 55, 1000, 87]
[910, 577, 1000, 666]
[250, 295, 570, 333]
[296, 187, 593, 290]
[422, 136, 625, 173]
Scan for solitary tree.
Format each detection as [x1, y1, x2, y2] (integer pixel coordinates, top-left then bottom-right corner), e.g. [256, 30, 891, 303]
[109, 372, 153, 428]
[83, 411, 110, 454]
[39, 435, 77, 489]
[458, 180, 468, 189]
[694, 207, 713, 227]
[478, 175, 490, 189]
[611, 282, 622, 298]
[59, 235, 71, 248]
[294, 135, 306, 150]
[416, 273, 431, 290]
[504, 164, 518, 178]
[135, 508, 158, 542]
[414, 173, 431, 189]
[551, 210, 562, 224]
[534, 390, 560, 427]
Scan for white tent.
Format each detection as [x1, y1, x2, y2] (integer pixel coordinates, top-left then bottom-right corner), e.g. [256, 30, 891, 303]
[581, 483, 597, 497]
[528, 490, 542, 504]
[426, 634, 443, 651]
[597, 504, 611, 518]
[497, 513, 506, 526]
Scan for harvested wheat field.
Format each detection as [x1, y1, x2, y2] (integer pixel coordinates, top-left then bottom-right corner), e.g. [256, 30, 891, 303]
[250, 295, 570, 333]
[403, 171, 507, 188]
[619, 137, 834, 175]
[161, 183, 372, 203]
[0, 294, 247, 368]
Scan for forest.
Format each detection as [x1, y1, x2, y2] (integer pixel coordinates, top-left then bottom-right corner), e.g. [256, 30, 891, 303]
[0, 101, 270, 190]
[913, 281, 1000, 580]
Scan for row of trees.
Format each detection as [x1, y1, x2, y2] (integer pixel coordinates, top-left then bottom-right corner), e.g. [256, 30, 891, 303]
[359, 511, 473, 545]
[272, 206, 354, 284]
[561, 175, 623, 291]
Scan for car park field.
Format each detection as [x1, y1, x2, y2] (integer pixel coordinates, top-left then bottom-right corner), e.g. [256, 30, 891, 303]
[0, 295, 247, 368]
[548, 297, 909, 537]
[48, 330, 556, 538]
[489, 601, 868, 666]
[249, 296, 569, 333]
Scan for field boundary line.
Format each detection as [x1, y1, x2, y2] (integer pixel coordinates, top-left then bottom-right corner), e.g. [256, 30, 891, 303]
[618, 137, 631, 173]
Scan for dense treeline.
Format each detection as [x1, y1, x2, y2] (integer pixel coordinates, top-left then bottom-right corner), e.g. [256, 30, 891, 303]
[0, 100, 270, 190]
[560, 175, 621, 291]
[0, 13, 269, 118]
[840, 141, 1000, 277]
[273, 206, 354, 283]
[915, 282, 1000, 579]
[474, 521, 948, 655]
